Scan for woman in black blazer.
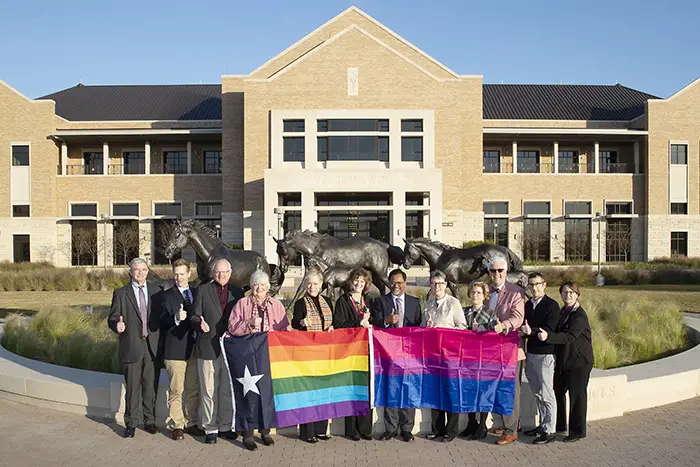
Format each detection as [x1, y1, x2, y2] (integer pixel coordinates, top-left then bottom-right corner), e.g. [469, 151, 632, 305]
[332, 267, 374, 441]
[536, 281, 594, 443]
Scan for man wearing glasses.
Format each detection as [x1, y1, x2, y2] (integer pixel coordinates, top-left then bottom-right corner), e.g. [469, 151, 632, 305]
[519, 272, 560, 444]
[190, 258, 244, 444]
[486, 256, 525, 445]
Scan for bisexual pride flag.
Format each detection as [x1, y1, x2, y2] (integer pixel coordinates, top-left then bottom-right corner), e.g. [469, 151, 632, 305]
[268, 328, 371, 427]
[373, 327, 519, 415]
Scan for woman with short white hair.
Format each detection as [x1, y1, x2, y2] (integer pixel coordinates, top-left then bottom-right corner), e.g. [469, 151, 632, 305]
[228, 270, 290, 336]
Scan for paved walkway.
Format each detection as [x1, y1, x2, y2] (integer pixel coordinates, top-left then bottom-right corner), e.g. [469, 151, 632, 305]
[1, 397, 699, 467]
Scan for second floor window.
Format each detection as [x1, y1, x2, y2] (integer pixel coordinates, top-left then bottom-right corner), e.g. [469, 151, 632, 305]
[559, 151, 578, 173]
[318, 136, 388, 162]
[283, 138, 305, 162]
[203, 151, 222, 173]
[671, 144, 688, 165]
[123, 151, 145, 174]
[483, 150, 500, 173]
[12, 145, 30, 166]
[83, 152, 103, 175]
[401, 137, 423, 162]
[164, 151, 187, 174]
[517, 150, 539, 173]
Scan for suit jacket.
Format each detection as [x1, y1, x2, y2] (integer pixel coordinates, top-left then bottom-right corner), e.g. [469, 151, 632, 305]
[108, 281, 162, 364]
[190, 281, 244, 360]
[547, 304, 594, 370]
[332, 294, 373, 329]
[370, 293, 422, 328]
[523, 294, 560, 355]
[491, 281, 526, 360]
[160, 284, 198, 361]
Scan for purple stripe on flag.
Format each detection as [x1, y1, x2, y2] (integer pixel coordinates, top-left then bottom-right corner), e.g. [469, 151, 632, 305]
[374, 357, 517, 380]
[275, 400, 369, 428]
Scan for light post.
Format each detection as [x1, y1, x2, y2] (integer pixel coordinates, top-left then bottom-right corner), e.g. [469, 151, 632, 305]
[273, 207, 284, 240]
[596, 212, 604, 286]
[100, 214, 109, 270]
[493, 222, 498, 245]
[215, 224, 221, 239]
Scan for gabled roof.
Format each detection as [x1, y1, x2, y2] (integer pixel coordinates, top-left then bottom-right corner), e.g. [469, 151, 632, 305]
[38, 84, 222, 121]
[483, 84, 658, 120]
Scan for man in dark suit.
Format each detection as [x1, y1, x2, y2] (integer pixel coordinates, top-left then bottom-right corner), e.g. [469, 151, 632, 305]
[370, 268, 422, 442]
[107, 257, 162, 438]
[161, 259, 201, 440]
[190, 258, 244, 445]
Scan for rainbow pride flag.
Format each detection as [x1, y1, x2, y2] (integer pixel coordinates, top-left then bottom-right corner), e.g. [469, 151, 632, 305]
[373, 327, 519, 414]
[268, 328, 371, 427]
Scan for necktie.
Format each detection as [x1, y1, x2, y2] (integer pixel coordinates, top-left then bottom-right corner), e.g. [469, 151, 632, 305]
[182, 289, 191, 305]
[395, 297, 404, 328]
[138, 286, 148, 338]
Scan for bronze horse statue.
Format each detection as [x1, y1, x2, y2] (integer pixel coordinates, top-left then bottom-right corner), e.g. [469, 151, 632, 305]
[164, 219, 284, 295]
[402, 237, 527, 298]
[273, 230, 405, 294]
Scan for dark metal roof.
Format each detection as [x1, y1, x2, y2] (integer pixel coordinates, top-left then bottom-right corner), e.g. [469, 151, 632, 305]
[38, 84, 222, 121]
[483, 84, 658, 120]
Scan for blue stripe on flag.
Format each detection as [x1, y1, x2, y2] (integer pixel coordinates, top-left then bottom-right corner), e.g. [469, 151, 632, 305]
[273, 385, 369, 412]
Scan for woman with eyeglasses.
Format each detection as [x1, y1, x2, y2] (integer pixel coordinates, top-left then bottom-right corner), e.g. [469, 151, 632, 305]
[536, 281, 593, 443]
[421, 270, 467, 443]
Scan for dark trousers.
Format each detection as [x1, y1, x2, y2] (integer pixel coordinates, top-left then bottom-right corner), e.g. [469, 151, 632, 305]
[123, 340, 157, 428]
[384, 407, 415, 435]
[242, 428, 270, 440]
[430, 410, 459, 437]
[299, 420, 329, 440]
[467, 412, 488, 426]
[554, 365, 592, 437]
[345, 410, 373, 437]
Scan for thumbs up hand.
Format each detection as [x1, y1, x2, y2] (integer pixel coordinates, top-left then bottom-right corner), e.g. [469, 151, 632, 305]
[494, 320, 506, 335]
[178, 303, 187, 322]
[200, 317, 210, 333]
[537, 329, 548, 341]
[520, 319, 532, 336]
[116, 316, 126, 334]
[384, 308, 399, 325]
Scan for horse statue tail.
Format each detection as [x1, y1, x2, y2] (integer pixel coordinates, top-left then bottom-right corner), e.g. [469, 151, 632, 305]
[387, 244, 405, 266]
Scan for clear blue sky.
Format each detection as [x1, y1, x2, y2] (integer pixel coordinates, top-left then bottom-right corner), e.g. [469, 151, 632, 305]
[1, 0, 698, 99]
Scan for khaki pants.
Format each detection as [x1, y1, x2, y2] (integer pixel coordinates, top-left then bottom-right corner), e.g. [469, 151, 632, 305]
[198, 355, 234, 435]
[164, 357, 200, 430]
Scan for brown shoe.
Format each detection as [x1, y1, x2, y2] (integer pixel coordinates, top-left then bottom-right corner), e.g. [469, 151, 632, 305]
[172, 428, 184, 440]
[489, 427, 505, 435]
[495, 433, 518, 445]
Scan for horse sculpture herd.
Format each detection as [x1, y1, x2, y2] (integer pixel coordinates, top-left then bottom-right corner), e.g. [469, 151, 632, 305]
[161, 220, 528, 300]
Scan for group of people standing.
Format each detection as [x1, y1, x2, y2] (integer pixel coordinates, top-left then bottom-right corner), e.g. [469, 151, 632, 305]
[108, 254, 593, 449]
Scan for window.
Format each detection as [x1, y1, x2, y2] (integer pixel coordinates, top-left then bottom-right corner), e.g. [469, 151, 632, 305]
[671, 232, 688, 257]
[112, 203, 139, 217]
[123, 151, 145, 174]
[483, 201, 508, 215]
[317, 136, 388, 161]
[279, 193, 301, 206]
[71, 203, 97, 217]
[401, 119, 423, 132]
[12, 145, 29, 166]
[599, 150, 619, 173]
[203, 151, 222, 173]
[523, 219, 550, 261]
[606, 218, 632, 262]
[195, 202, 222, 217]
[483, 150, 500, 173]
[317, 211, 390, 243]
[12, 205, 30, 217]
[484, 218, 508, 247]
[317, 119, 389, 132]
[671, 202, 688, 215]
[517, 150, 539, 173]
[565, 219, 591, 261]
[671, 144, 688, 165]
[523, 201, 550, 216]
[401, 137, 423, 162]
[283, 137, 305, 162]
[564, 201, 592, 216]
[71, 220, 97, 265]
[83, 152, 103, 175]
[406, 192, 429, 206]
[13, 235, 30, 262]
[113, 220, 139, 266]
[558, 151, 578, 173]
[315, 192, 391, 206]
[605, 202, 633, 216]
[164, 151, 187, 174]
[154, 203, 182, 217]
[283, 120, 305, 132]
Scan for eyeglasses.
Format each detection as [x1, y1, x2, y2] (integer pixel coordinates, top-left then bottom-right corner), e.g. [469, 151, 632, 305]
[488, 268, 505, 274]
[432, 281, 447, 286]
[527, 281, 546, 287]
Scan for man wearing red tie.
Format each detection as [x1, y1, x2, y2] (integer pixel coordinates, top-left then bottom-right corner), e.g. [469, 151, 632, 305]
[487, 256, 526, 445]
[107, 258, 162, 438]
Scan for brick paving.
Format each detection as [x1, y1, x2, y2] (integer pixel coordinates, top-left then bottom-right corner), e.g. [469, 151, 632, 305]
[0, 397, 699, 467]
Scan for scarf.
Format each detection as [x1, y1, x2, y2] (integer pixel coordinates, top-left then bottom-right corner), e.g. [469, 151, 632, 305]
[303, 295, 333, 331]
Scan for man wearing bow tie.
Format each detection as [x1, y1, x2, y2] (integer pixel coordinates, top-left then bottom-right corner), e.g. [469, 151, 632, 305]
[487, 256, 525, 446]
[161, 259, 201, 440]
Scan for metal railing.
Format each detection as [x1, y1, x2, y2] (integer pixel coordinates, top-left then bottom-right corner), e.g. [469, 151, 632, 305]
[482, 161, 500, 173]
[600, 162, 630, 174]
[150, 163, 187, 175]
[65, 164, 103, 175]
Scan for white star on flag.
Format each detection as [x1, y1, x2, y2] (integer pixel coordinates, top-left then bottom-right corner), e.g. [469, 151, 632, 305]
[236, 365, 264, 397]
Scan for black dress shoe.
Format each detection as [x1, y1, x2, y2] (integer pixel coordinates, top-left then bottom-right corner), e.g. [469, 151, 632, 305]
[123, 427, 135, 438]
[303, 437, 319, 444]
[379, 431, 396, 441]
[316, 434, 332, 441]
[243, 438, 258, 451]
[361, 434, 373, 441]
[470, 425, 487, 441]
[262, 434, 275, 446]
[426, 431, 441, 440]
[459, 421, 478, 438]
[350, 434, 361, 441]
[401, 432, 414, 442]
[205, 434, 217, 444]
[218, 430, 238, 440]
[533, 433, 556, 444]
[563, 434, 583, 443]
[184, 426, 205, 436]
[524, 426, 545, 437]
[144, 424, 158, 435]
[442, 434, 455, 443]
[172, 428, 184, 440]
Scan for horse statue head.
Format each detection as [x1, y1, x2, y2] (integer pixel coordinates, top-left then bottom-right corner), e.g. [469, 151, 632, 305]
[163, 219, 189, 259]
[401, 237, 422, 269]
[273, 236, 291, 273]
